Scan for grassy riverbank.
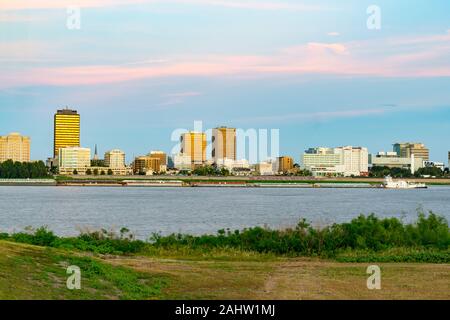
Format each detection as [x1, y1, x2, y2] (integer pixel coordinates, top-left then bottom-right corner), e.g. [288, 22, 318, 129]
[0, 213, 448, 299]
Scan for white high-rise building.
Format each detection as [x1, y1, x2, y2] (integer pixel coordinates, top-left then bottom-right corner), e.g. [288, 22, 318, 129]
[301, 146, 368, 177]
[335, 146, 369, 177]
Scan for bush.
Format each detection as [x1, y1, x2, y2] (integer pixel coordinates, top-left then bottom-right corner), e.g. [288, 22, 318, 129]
[2, 212, 448, 261]
[4, 226, 144, 255]
[150, 212, 450, 257]
[10, 226, 57, 246]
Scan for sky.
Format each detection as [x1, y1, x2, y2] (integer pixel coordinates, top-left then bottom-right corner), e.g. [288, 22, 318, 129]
[1, 0, 449, 164]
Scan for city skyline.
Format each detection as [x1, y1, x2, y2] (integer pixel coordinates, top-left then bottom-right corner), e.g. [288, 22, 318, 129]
[1, 0, 449, 162]
[0, 108, 446, 169]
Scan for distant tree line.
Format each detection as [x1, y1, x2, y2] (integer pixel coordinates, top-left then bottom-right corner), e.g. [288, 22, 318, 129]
[369, 166, 413, 178]
[90, 159, 107, 167]
[0, 160, 50, 179]
[85, 168, 113, 175]
[193, 165, 230, 176]
[370, 166, 449, 178]
[415, 166, 448, 178]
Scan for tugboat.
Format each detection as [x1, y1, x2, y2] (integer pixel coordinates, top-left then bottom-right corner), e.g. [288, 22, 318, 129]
[383, 176, 427, 189]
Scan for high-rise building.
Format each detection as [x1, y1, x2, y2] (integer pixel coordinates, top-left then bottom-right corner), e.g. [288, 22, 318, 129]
[180, 131, 206, 168]
[133, 156, 161, 174]
[393, 143, 429, 161]
[301, 146, 368, 177]
[335, 146, 369, 177]
[301, 148, 342, 171]
[58, 147, 91, 175]
[212, 127, 236, 163]
[149, 151, 167, 166]
[104, 149, 126, 169]
[277, 156, 294, 173]
[54, 108, 80, 158]
[0, 132, 30, 163]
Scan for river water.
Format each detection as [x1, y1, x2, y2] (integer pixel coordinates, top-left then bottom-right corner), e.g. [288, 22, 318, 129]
[1, 186, 449, 239]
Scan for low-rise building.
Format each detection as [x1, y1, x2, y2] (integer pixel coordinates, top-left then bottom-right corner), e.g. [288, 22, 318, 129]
[423, 161, 445, 171]
[173, 153, 192, 171]
[58, 147, 91, 175]
[133, 156, 161, 175]
[277, 156, 294, 173]
[215, 158, 250, 171]
[149, 151, 167, 167]
[255, 162, 275, 176]
[104, 149, 126, 169]
[369, 152, 423, 173]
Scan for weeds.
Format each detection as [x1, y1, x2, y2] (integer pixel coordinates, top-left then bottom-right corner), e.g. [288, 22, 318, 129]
[1, 212, 448, 262]
[150, 212, 449, 259]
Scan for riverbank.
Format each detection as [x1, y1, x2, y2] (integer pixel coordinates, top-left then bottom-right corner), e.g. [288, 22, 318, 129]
[56, 175, 450, 187]
[0, 213, 448, 299]
[0, 178, 56, 186]
[1, 176, 449, 187]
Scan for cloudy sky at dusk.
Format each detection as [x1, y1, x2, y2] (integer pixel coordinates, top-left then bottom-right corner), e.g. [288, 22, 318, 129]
[1, 0, 449, 163]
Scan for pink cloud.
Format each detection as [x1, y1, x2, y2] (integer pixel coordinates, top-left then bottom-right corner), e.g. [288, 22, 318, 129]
[1, 31, 450, 89]
[0, 0, 145, 11]
[306, 42, 349, 55]
[0, 0, 331, 11]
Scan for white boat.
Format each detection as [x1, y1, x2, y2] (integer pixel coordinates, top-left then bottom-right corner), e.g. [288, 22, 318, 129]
[383, 176, 427, 189]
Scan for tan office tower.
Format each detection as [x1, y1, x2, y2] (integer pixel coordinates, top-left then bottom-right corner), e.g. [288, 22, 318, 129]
[393, 143, 429, 161]
[54, 108, 80, 158]
[133, 156, 161, 174]
[0, 132, 30, 162]
[277, 156, 294, 173]
[212, 127, 236, 163]
[180, 132, 206, 168]
[149, 151, 167, 166]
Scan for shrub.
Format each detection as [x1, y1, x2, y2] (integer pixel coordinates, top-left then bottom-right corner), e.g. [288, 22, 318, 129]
[2, 212, 449, 260]
[150, 212, 449, 257]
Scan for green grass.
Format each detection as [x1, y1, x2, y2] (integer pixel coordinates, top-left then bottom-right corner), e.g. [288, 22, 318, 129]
[141, 245, 277, 262]
[0, 241, 169, 300]
[335, 247, 450, 263]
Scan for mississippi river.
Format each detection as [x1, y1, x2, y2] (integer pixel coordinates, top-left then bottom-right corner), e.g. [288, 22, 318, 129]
[1, 186, 449, 239]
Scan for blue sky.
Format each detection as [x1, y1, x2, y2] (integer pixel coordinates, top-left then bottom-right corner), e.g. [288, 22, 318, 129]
[1, 0, 449, 163]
